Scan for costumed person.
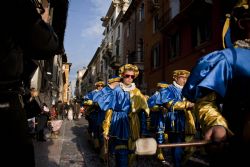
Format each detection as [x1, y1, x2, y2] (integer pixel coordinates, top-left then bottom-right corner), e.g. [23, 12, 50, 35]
[96, 76, 121, 162]
[0, 1, 58, 166]
[147, 82, 169, 161]
[101, 64, 150, 167]
[155, 70, 196, 167]
[182, 0, 250, 166]
[83, 80, 105, 150]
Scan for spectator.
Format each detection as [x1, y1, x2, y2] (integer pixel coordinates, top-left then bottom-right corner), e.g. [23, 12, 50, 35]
[0, 1, 58, 166]
[36, 103, 49, 142]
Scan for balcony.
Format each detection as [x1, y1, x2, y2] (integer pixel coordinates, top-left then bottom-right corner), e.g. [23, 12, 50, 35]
[110, 55, 121, 69]
[102, 42, 113, 59]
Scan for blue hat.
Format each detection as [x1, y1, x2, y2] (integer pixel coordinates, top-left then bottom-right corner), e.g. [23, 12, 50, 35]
[108, 76, 121, 84]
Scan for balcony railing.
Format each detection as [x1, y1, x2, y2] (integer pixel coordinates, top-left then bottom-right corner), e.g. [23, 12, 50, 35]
[110, 55, 121, 69]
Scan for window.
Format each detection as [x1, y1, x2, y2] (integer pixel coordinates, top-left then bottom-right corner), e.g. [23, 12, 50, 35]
[107, 25, 109, 33]
[127, 22, 131, 37]
[192, 21, 211, 47]
[169, 33, 180, 60]
[137, 38, 144, 62]
[116, 43, 120, 56]
[153, 14, 159, 33]
[151, 44, 160, 69]
[111, 17, 114, 26]
[139, 3, 145, 22]
[117, 25, 120, 38]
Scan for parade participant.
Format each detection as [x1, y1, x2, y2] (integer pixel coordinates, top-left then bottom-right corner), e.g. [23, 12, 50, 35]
[156, 70, 195, 167]
[182, 0, 250, 166]
[147, 82, 169, 160]
[83, 81, 105, 150]
[0, 0, 58, 166]
[101, 64, 150, 167]
[95, 76, 121, 161]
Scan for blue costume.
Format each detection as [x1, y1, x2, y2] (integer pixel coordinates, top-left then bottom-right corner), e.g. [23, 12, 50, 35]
[155, 70, 196, 167]
[84, 89, 101, 138]
[83, 81, 105, 149]
[147, 82, 168, 145]
[101, 82, 149, 167]
[182, 0, 250, 165]
[182, 47, 250, 166]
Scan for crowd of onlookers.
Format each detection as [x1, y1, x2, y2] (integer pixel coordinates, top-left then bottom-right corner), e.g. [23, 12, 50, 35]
[25, 88, 82, 142]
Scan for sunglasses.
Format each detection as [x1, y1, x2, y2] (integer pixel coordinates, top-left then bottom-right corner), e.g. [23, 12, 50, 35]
[96, 85, 103, 87]
[123, 74, 135, 79]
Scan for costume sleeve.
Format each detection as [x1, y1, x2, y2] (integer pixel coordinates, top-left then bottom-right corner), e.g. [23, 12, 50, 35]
[102, 109, 113, 136]
[195, 92, 230, 134]
[97, 88, 116, 112]
[156, 87, 174, 105]
[172, 101, 192, 110]
[83, 100, 93, 106]
[182, 49, 233, 102]
[150, 105, 161, 111]
[147, 92, 159, 108]
[130, 88, 150, 116]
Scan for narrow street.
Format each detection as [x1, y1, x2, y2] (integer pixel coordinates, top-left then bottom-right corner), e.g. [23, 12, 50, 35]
[34, 118, 103, 167]
[34, 117, 210, 167]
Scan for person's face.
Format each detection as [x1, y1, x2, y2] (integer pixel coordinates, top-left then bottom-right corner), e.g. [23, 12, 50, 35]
[96, 84, 104, 90]
[122, 70, 135, 86]
[31, 90, 38, 97]
[175, 74, 188, 86]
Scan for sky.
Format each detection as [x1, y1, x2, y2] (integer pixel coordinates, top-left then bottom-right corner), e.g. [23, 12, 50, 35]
[64, 0, 111, 90]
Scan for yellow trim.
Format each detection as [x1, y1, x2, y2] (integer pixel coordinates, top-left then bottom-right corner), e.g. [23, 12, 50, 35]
[222, 14, 231, 49]
[102, 109, 113, 136]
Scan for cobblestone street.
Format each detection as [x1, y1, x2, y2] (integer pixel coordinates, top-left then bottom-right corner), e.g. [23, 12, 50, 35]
[34, 117, 210, 167]
[34, 118, 103, 167]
